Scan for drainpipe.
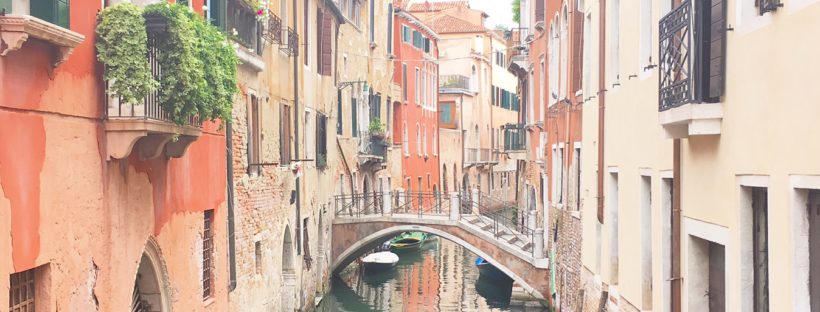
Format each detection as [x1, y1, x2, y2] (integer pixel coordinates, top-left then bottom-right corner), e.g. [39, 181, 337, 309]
[672, 139, 681, 312]
[596, 0, 607, 224]
[292, 0, 302, 298]
[226, 120, 237, 290]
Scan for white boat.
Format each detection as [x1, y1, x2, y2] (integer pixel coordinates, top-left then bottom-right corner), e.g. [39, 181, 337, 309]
[361, 251, 399, 272]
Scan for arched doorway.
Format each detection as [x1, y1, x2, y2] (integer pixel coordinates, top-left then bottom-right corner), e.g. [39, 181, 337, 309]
[442, 165, 449, 194]
[132, 238, 170, 312]
[282, 225, 296, 311]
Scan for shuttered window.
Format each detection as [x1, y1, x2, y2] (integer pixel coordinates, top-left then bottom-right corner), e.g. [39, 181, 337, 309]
[412, 30, 423, 49]
[318, 9, 333, 76]
[31, 0, 70, 29]
[387, 3, 393, 53]
[402, 64, 407, 101]
[304, 0, 309, 66]
[351, 97, 358, 137]
[337, 89, 343, 134]
[0, 0, 11, 14]
[402, 25, 411, 43]
[248, 95, 261, 175]
[316, 114, 327, 168]
[423, 37, 430, 53]
[757, 0, 782, 15]
[535, 0, 544, 23]
[280, 104, 292, 165]
[572, 10, 584, 92]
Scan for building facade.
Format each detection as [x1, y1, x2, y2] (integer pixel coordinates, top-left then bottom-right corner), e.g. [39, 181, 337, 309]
[392, 7, 440, 196]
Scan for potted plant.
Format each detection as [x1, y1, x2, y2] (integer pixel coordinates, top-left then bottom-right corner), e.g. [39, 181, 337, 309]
[368, 118, 386, 139]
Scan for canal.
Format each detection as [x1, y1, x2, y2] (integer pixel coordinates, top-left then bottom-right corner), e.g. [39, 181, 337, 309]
[315, 236, 547, 311]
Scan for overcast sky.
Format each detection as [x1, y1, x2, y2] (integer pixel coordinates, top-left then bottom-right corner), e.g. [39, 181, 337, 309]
[469, 0, 515, 29]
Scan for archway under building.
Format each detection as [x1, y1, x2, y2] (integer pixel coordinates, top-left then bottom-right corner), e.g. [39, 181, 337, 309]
[131, 238, 171, 312]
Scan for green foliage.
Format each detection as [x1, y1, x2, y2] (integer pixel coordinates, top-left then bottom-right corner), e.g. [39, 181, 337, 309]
[96, 3, 157, 106]
[368, 118, 386, 135]
[512, 0, 520, 24]
[191, 10, 239, 126]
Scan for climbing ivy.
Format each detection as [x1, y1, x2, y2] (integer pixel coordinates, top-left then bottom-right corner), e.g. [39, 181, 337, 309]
[97, 3, 238, 126]
[96, 3, 157, 106]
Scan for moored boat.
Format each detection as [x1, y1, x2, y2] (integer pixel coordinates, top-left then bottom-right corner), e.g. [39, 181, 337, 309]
[361, 251, 399, 272]
[475, 257, 513, 281]
[389, 232, 428, 252]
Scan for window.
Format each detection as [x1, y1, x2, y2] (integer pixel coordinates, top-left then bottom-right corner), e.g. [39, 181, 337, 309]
[423, 37, 430, 53]
[423, 126, 428, 156]
[248, 95, 261, 175]
[208, 0, 226, 28]
[583, 12, 592, 95]
[31, 0, 70, 29]
[608, 0, 620, 86]
[351, 95, 358, 137]
[403, 122, 409, 155]
[305, 109, 314, 159]
[402, 25, 411, 43]
[254, 241, 262, 274]
[280, 104, 292, 165]
[433, 127, 437, 155]
[415, 67, 420, 106]
[402, 64, 408, 101]
[560, 6, 568, 99]
[280, 0, 288, 28]
[640, 175, 653, 309]
[608, 172, 620, 282]
[535, 0, 544, 22]
[387, 3, 394, 53]
[318, 9, 333, 76]
[9, 269, 35, 311]
[416, 124, 421, 156]
[693, 0, 727, 103]
[540, 60, 545, 120]
[639, 0, 651, 73]
[369, 0, 375, 42]
[302, 218, 311, 267]
[420, 69, 426, 107]
[316, 113, 328, 168]
[1, 0, 10, 13]
[412, 30, 424, 49]
[439, 102, 456, 128]
[336, 89, 343, 134]
[757, 0, 782, 15]
[304, 0, 309, 66]
[752, 187, 769, 311]
[203, 209, 215, 299]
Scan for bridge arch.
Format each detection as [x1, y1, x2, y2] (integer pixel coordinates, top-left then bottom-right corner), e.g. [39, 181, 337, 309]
[331, 224, 547, 302]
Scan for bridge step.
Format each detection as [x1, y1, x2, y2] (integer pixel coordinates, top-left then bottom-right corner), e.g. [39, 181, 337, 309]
[521, 242, 532, 251]
[507, 236, 519, 244]
[469, 217, 483, 225]
[481, 224, 494, 231]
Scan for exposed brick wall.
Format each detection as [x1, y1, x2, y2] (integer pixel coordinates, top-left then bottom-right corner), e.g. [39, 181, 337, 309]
[551, 208, 583, 312]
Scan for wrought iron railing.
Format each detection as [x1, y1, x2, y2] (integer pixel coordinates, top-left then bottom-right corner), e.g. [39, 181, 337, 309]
[358, 133, 388, 161]
[461, 191, 535, 255]
[105, 18, 200, 126]
[334, 192, 385, 218]
[281, 26, 298, 56]
[503, 124, 526, 151]
[439, 74, 471, 90]
[263, 11, 282, 44]
[393, 192, 451, 217]
[465, 148, 497, 165]
[658, 1, 692, 111]
[227, 0, 262, 54]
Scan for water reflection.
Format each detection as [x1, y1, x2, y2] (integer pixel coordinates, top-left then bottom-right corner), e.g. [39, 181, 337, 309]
[316, 236, 545, 311]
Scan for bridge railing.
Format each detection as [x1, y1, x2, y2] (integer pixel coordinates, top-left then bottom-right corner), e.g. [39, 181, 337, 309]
[462, 191, 536, 257]
[334, 192, 385, 218]
[392, 192, 451, 217]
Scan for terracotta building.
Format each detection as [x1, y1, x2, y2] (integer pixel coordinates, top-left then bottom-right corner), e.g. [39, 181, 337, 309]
[1, 1, 230, 310]
[391, 6, 441, 196]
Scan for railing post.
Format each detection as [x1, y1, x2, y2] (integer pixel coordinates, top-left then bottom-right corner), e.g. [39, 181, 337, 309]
[528, 210, 537, 231]
[383, 182, 392, 216]
[450, 192, 460, 221]
[534, 228, 545, 259]
[471, 188, 480, 215]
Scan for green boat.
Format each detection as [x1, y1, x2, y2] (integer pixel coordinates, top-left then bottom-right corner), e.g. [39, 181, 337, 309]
[389, 232, 428, 252]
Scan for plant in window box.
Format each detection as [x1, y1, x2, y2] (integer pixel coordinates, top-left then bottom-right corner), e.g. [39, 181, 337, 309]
[368, 118, 387, 140]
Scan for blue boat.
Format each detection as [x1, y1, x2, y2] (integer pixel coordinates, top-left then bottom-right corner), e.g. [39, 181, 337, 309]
[475, 257, 513, 281]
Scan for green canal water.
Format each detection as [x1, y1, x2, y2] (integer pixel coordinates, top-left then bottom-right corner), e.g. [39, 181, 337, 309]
[315, 237, 547, 311]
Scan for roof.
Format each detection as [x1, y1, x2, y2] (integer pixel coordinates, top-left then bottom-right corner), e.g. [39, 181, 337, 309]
[407, 1, 470, 12]
[422, 14, 486, 34]
[396, 11, 440, 40]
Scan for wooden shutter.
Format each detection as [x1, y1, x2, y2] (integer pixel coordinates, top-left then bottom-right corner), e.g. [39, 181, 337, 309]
[351, 97, 358, 137]
[572, 10, 584, 92]
[280, 104, 291, 164]
[317, 9, 323, 72]
[535, 0, 545, 23]
[387, 3, 393, 53]
[708, 0, 726, 99]
[320, 11, 333, 76]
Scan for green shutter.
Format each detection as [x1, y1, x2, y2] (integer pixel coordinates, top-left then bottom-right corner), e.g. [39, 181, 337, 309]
[31, 0, 69, 28]
[1, 0, 11, 14]
[351, 97, 358, 137]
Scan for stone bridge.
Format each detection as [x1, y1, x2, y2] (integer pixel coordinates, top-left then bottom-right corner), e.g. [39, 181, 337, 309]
[330, 190, 553, 305]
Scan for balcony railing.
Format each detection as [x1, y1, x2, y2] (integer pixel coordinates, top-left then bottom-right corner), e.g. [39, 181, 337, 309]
[103, 16, 202, 160]
[465, 148, 498, 166]
[658, 0, 692, 111]
[357, 133, 388, 166]
[280, 26, 298, 56]
[227, 0, 263, 54]
[106, 19, 200, 127]
[263, 12, 282, 44]
[439, 75, 471, 90]
[503, 124, 526, 151]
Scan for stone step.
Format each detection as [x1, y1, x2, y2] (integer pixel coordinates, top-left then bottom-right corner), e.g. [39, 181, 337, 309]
[481, 224, 494, 231]
[521, 242, 532, 251]
[507, 236, 519, 244]
[469, 217, 483, 225]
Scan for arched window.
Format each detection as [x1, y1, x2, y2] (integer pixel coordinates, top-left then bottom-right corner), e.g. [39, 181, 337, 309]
[423, 125, 428, 156]
[560, 4, 569, 99]
[471, 65, 477, 91]
[432, 126, 437, 155]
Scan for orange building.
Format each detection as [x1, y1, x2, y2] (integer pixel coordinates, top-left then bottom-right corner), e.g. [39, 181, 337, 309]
[392, 8, 441, 197]
[1, 1, 231, 310]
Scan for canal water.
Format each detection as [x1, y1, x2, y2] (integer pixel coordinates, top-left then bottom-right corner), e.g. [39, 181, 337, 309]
[315, 236, 547, 311]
